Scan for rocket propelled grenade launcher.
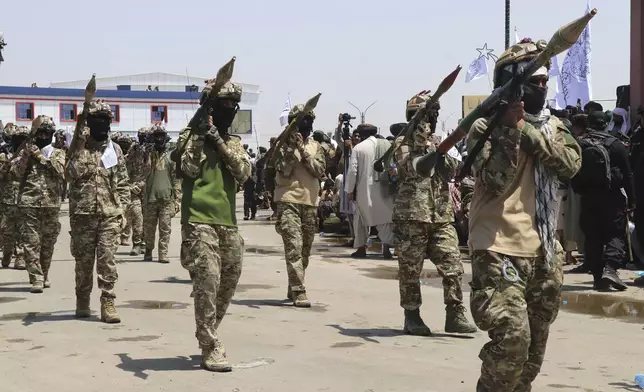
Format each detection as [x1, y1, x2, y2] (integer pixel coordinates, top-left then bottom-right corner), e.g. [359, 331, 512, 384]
[373, 65, 462, 173]
[268, 93, 322, 168]
[415, 8, 598, 178]
[186, 56, 237, 130]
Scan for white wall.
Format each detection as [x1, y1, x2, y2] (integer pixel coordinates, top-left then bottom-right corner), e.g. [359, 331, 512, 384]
[0, 97, 257, 142]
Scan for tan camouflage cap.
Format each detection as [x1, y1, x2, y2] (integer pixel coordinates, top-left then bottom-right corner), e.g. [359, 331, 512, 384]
[31, 115, 56, 136]
[110, 131, 122, 141]
[14, 126, 30, 137]
[137, 126, 151, 136]
[201, 80, 242, 104]
[150, 124, 167, 134]
[494, 38, 550, 86]
[406, 90, 432, 121]
[87, 99, 114, 120]
[288, 104, 316, 120]
[3, 123, 17, 137]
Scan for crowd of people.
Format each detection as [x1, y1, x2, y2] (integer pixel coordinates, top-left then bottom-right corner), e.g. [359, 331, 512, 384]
[0, 36, 640, 391]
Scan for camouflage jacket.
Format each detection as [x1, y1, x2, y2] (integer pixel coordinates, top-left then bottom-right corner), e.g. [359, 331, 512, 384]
[66, 139, 131, 216]
[392, 129, 459, 224]
[0, 152, 19, 205]
[180, 128, 251, 184]
[466, 116, 581, 197]
[11, 145, 66, 208]
[146, 149, 181, 205]
[459, 175, 475, 215]
[270, 134, 326, 180]
[126, 143, 152, 198]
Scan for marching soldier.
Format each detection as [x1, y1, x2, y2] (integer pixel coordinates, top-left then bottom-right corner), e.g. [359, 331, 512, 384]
[125, 127, 151, 255]
[12, 116, 65, 292]
[392, 92, 477, 336]
[0, 124, 27, 270]
[143, 124, 180, 263]
[271, 105, 326, 307]
[466, 39, 581, 392]
[111, 132, 135, 246]
[67, 101, 130, 323]
[178, 81, 250, 372]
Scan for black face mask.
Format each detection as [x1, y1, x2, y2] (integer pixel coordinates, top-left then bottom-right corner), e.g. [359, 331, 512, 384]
[213, 105, 238, 135]
[522, 83, 548, 115]
[118, 143, 130, 155]
[35, 138, 51, 149]
[87, 116, 111, 141]
[11, 136, 27, 152]
[299, 116, 314, 140]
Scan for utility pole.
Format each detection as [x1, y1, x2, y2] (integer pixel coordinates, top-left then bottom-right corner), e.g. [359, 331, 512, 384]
[348, 100, 377, 124]
[505, 0, 510, 49]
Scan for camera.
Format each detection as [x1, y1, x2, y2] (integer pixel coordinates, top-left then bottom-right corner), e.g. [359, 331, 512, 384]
[341, 113, 355, 123]
[340, 113, 356, 141]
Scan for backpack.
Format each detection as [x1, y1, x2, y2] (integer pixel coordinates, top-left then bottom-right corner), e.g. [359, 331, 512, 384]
[571, 132, 616, 194]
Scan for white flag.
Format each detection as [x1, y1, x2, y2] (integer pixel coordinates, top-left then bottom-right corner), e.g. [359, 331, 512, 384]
[560, 0, 592, 107]
[549, 55, 566, 110]
[279, 94, 292, 127]
[465, 56, 488, 83]
[513, 27, 520, 45]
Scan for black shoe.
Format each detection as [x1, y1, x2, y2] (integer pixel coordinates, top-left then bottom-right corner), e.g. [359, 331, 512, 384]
[403, 309, 432, 336]
[243, 216, 249, 221]
[351, 248, 367, 258]
[601, 268, 627, 291]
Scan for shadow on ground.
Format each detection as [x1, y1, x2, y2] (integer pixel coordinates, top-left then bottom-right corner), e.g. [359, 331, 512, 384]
[115, 353, 201, 379]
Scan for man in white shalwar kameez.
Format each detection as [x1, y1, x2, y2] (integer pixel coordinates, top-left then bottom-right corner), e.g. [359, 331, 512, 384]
[344, 124, 395, 258]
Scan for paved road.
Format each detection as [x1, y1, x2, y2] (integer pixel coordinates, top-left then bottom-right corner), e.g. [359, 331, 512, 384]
[1, 200, 643, 391]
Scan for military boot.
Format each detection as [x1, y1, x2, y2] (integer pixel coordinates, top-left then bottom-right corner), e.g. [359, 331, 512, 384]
[403, 309, 433, 336]
[445, 305, 478, 333]
[158, 254, 170, 264]
[100, 297, 121, 324]
[201, 343, 232, 372]
[129, 245, 141, 256]
[143, 249, 153, 262]
[75, 295, 91, 318]
[13, 258, 26, 270]
[286, 286, 292, 300]
[30, 281, 44, 294]
[293, 291, 311, 308]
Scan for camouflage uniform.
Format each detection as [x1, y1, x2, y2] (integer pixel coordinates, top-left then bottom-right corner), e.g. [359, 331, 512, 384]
[393, 92, 476, 335]
[270, 105, 326, 307]
[178, 80, 251, 372]
[466, 40, 582, 392]
[143, 125, 181, 262]
[67, 100, 130, 323]
[125, 128, 151, 255]
[0, 124, 28, 269]
[111, 132, 135, 245]
[12, 116, 65, 292]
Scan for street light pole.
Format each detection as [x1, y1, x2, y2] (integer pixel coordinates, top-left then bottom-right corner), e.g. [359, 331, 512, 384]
[505, 0, 510, 49]
[348, 100, 378, 124]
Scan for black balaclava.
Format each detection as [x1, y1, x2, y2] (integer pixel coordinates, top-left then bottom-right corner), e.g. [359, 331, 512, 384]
[296, 115, 314, 140]
[153, 132, 167, 152]
[87, 115, 111, 141]
[212, 99, 239, 136]
[117, 141, 131, 155]
[522, 83, 548, 115]
[11, 135, 27, 152]
[34, 131, 53, 149]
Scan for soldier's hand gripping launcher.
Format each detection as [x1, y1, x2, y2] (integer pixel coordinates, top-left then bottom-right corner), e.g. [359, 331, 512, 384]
[171, 56, 236, 168]
[373, 65, 462, 173]
[267, 93, 322, 168]
[413, 8, 598, 178]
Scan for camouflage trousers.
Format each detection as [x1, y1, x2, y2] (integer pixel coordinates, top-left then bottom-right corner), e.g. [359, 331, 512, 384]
[127, 195, 144, 246]
[181, 222, 243, 348]
[275, 202, 317, 293]
[394, 221, 465, 311]
[18, 207, 61, 284]
[1, 204, 25, 267]
[470, 249, 564, 392]
[144, 200, 176, 260]
[70, 214, 122, 299]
